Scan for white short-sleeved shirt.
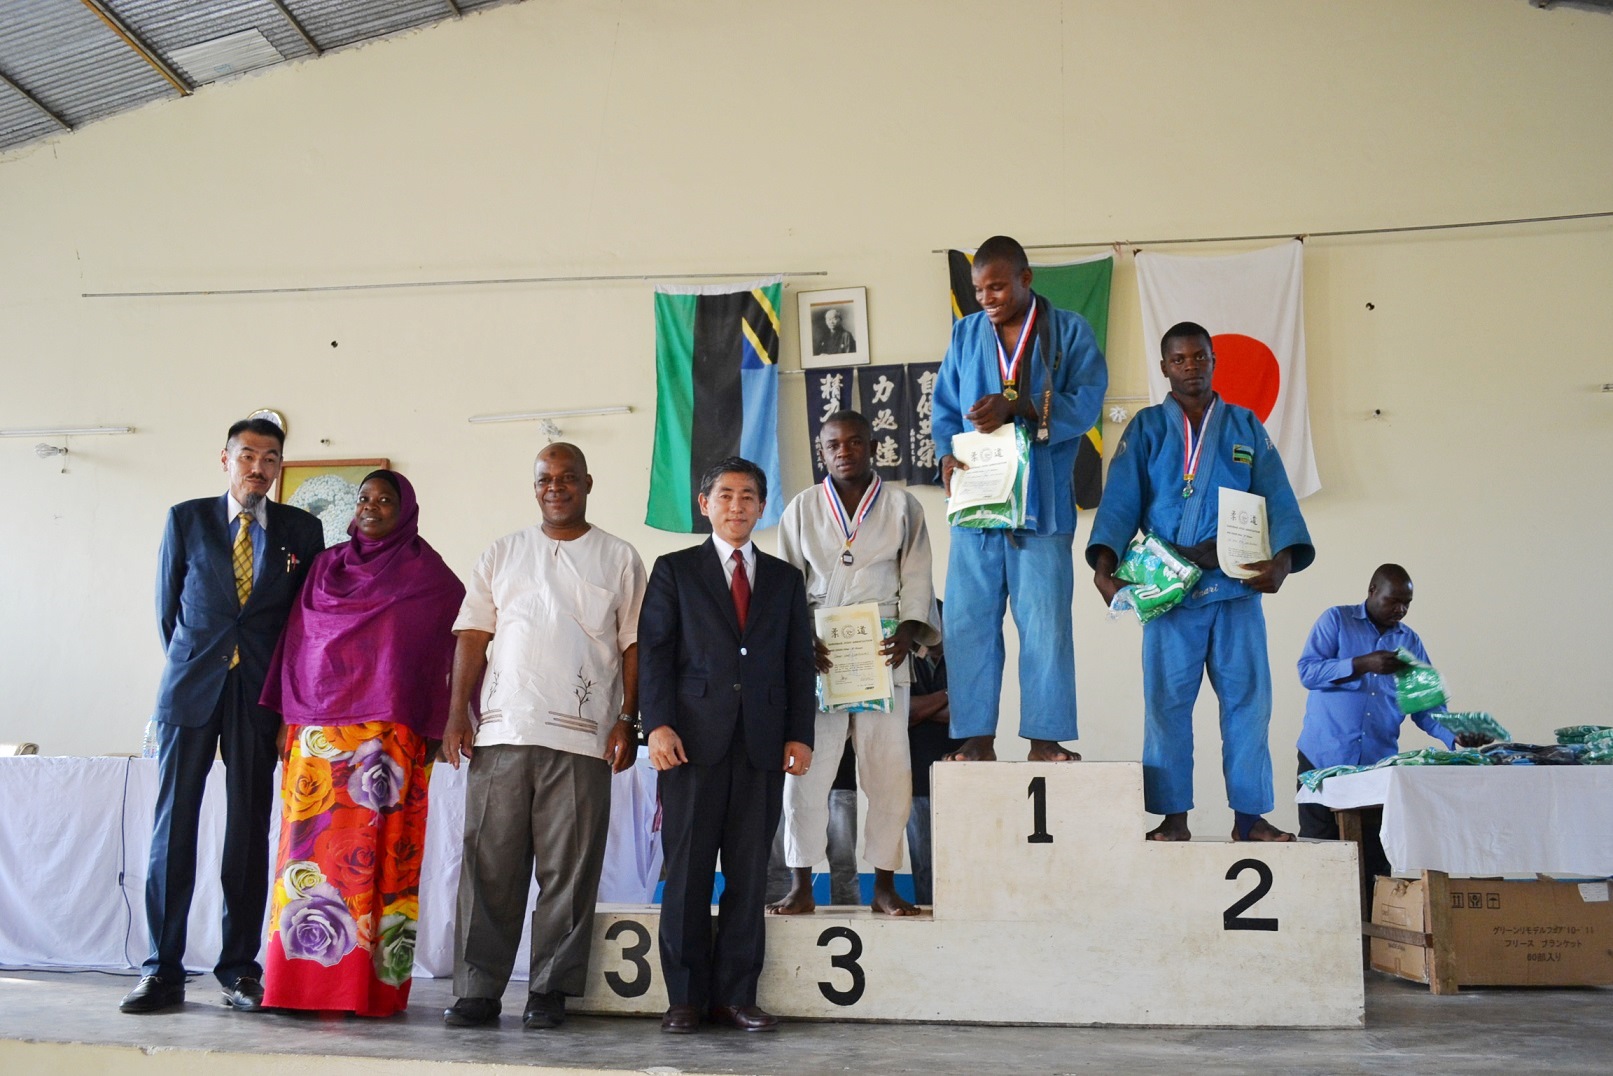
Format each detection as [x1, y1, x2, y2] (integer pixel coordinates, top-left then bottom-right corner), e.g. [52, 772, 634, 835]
[453, 524, 646, 757]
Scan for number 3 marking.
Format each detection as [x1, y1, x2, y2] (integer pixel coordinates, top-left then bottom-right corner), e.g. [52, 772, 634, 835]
[1223, 858, 1279, 931]
[604, 919, 653, 997]
[816, 926, 866, 1005]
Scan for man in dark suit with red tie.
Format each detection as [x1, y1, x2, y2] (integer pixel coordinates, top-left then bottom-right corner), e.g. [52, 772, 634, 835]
[120, 417, 324, 1014]
[639, 457, 816, 1033]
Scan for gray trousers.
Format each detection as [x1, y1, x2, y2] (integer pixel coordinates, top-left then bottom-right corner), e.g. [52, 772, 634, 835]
[454, 743, 611, 999]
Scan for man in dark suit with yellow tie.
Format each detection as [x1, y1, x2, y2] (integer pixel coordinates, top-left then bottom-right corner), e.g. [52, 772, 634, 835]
[120, 417, 324, 1014]
[639, 457, 816, 1033]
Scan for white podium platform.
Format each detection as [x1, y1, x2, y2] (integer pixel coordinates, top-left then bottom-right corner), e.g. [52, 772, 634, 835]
[576, 762, 1364, 1028]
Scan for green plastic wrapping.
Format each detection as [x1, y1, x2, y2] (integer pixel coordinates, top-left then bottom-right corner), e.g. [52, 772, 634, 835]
[1111, 533, 1202, 624]
[1555, 725, 1613, 745]
[1393, 646, 1449, 714]
[947, 424, 1030, 530]
[1438, 711, 1511, 742]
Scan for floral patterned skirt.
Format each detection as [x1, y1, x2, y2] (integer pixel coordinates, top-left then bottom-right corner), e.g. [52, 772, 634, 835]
[262, 721, 432, 1017]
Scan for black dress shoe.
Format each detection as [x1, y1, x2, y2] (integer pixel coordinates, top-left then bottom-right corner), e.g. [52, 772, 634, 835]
[709, 1003, 779, 1031]
[119, 975, 185, 1014]
[523, 989, 566, 1030]
[222, 975, 264, 1012]
[660, 1003, 701, 1033]
[443, 996, 501, 1027]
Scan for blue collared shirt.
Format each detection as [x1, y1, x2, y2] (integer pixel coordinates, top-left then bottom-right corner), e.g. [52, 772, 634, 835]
[1296, 603, 1455, 769]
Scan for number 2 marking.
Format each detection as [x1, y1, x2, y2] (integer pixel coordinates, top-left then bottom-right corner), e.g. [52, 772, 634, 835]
[1223, 859, 1279, 931]
[604, 919, 653, 997]
[816, 926, 867, 1005]
[1027, 776, 1053, 844]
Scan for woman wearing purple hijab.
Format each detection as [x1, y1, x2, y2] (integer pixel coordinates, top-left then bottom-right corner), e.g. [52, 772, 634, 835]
[259, 470, 464, 1016]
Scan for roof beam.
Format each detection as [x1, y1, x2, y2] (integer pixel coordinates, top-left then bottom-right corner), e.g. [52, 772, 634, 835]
[268, 0, 323, 56]
[444, 0, 462, 15]
[77, 0, 191, 97]
[0, 66, 71, 130]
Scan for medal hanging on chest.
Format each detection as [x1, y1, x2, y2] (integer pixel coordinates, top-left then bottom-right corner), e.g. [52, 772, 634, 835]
[1181, 400, 1217, 499]
[824, 474, 882, 568]
[995, 298, 1038, 403]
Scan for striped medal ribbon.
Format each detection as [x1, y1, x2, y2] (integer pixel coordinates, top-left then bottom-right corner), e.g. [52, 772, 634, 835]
[1181, 400, 1217, 499]
[823, 474, 883, 566]
[994, 297, 1038, 402]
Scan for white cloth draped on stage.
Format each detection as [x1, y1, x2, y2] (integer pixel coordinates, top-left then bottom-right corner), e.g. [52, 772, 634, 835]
[0, 755, 662, 977]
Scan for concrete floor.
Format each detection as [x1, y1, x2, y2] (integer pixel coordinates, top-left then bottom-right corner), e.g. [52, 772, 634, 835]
[0, 968, 1609, 1074]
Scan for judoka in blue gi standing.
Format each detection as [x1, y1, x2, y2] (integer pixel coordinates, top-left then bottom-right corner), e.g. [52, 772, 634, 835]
[931, 235, 1108, 763]
[1088, 322, 1314, 842]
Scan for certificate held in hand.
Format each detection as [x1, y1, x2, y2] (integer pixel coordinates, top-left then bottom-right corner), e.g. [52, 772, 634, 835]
[947, 425, 1029, 529]
[814, 602, 893, 710]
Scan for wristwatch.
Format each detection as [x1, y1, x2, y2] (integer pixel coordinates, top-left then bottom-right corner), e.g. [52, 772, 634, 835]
[617, 713, 641, 736]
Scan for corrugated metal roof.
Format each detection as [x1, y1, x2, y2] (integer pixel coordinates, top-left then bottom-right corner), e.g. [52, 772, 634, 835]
[0, 0, 521, 156]
[278, 0, 451, 51]
[0, 0, 175, 141]
[114, 0, 315, 65]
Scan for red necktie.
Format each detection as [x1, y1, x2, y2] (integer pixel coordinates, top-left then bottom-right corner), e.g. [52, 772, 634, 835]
[730, 549, 750, 630]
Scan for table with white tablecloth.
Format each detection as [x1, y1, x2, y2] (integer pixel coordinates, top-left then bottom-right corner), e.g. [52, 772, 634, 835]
[1297, 765, 1613, 993]
[0, 754, 662, 978]
[1296, 765, 1613, 877]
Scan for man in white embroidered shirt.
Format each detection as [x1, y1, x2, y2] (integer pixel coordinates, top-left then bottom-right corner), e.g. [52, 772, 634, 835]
[438, 443, 645, 1031]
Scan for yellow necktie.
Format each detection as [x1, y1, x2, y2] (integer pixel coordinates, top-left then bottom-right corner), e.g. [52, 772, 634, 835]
[230, 511, 253, 668]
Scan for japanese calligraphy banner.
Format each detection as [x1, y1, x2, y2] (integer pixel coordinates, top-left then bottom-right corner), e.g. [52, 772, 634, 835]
[804, 366, 856, 481]
[856, 365, 910, 483]
[904, 362, 942, 485]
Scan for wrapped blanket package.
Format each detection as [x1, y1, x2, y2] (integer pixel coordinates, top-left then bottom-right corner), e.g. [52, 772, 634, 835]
[1393, 647, 1449, 713]
[1440, 711, 1511, 742]
[1109, 533, 1202, 624]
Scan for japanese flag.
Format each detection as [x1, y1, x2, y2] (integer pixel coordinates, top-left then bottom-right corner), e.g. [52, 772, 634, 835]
[1136, 240, 1320, 498]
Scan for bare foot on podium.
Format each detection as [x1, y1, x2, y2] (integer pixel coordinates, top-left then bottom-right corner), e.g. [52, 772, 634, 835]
[1147, 812, 1191, 841]
[942, 736, 996, 762]
[1027, 739, 1082, 762]
[767, 868, 816, 915]
[871, 869, 920, 916]
[1232, 816, 1295, 842]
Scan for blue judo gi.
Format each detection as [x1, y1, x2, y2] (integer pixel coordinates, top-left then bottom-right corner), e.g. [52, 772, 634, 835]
[932, 296, 1107, 741]
[1086, 395, 1313, 815]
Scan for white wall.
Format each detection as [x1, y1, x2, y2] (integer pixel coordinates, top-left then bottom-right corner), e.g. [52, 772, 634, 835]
[2, 0, 1610, 835]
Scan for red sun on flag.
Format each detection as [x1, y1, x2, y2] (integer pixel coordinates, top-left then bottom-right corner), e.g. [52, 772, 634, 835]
[1210, 333, 1281, 423]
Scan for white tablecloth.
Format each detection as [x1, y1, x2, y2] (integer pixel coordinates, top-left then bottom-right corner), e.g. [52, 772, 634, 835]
[0, 754, 662, 977]
[1297, 766, 1613, 877]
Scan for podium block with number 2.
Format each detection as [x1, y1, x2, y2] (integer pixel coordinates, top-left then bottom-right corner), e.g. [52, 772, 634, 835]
[575, 762, 1363, 1027]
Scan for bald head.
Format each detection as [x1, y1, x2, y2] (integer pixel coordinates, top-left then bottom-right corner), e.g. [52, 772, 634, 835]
[534, 441, 588, 480]
[1370, 563, 1411, 591]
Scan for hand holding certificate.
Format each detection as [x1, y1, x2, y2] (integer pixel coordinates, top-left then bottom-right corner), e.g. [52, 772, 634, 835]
[814, 603, 894, 710]
[946, 425, 1019, 513]
[1217, 488, 1271, 580]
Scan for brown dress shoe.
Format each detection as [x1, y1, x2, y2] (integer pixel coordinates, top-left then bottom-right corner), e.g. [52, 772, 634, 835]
[709, 1003, 779, 1031]
[661, 1003, 701, 1033]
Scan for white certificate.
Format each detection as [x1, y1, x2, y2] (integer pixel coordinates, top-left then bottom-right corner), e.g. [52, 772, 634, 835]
[946, 426, 1018, 512]
[1217, 488, 1271, 580]
[814, 602, 893, 709]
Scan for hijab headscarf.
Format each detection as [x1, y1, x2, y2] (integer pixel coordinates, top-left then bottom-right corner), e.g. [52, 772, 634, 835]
[263, 470, 465, 738]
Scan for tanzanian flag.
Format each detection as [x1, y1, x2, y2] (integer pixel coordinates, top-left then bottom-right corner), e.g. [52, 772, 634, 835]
[948, 250, 1112, 510]
[647, 277, 784, 532]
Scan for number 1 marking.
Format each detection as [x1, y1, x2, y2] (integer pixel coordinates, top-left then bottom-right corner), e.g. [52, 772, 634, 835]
[1027, 776, 1053, 844]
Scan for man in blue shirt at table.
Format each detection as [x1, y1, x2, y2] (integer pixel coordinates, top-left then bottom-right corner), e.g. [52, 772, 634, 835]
[1295, 563, 1487, 871]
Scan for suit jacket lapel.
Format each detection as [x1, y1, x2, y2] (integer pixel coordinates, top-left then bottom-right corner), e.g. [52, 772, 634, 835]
[696, 538, 743, 638]
[209, 494, 239, 599]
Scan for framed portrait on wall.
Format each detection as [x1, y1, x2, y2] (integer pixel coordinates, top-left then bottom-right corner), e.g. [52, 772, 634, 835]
[273, 457, 390, 547]
[798, 286, 871, 369]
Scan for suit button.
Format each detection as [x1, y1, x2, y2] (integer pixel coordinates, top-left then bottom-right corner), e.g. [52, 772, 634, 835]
[732, 683, 742, 692]
[740, 647, 748, 656]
